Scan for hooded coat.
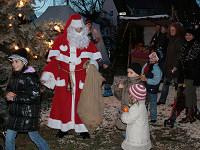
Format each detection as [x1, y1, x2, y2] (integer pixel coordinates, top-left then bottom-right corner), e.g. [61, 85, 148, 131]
[41, 14, 102, 132]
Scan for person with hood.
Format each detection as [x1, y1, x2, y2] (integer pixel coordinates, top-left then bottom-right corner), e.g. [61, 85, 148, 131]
[5, 48, 50, 150]
[41, 14, 102, 139]
[178, 28, 200, 123]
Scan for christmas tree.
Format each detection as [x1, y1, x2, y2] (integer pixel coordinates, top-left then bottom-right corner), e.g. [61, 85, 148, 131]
[0, 0, 64, 58]
[0, 0, 64, 111]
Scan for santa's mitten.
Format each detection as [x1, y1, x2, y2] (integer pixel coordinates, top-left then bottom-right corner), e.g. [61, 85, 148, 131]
[41, 72, 56, 89]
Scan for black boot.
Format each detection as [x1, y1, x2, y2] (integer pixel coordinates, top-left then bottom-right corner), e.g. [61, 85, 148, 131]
[56, 130, 68, 138]
[179, 107, 195, 123]
[80, 132, 90, 139]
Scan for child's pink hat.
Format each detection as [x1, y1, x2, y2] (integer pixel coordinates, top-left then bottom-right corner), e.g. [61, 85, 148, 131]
[129, 84, 146, 101]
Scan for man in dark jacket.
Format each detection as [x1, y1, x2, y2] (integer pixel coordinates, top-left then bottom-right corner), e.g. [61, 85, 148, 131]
[150, 25, 161, 49]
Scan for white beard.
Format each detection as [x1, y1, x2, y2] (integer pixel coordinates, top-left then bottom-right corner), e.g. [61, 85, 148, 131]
[67, 26, 90, 49]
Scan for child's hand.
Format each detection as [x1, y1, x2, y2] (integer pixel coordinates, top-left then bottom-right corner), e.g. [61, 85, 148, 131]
[141, 76, 147, 82]
[141, 74, 145, 78]
[118, 82, 125, 88]
[6, 92, 16, 101]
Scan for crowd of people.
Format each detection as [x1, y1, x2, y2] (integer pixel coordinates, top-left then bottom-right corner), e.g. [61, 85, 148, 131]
[3, 13, 200, 150]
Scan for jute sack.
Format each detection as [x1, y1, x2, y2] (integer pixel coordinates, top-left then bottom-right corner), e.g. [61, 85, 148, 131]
[77, 64, 105, 134]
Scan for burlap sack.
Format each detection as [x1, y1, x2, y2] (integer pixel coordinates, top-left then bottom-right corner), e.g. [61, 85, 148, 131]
[77, 64, 105, 134]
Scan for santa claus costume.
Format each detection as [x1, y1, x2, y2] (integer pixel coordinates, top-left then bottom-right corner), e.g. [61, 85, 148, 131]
[41, 14, 102, 137]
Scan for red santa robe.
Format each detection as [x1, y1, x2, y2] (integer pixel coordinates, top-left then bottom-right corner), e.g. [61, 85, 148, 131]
[41, 14, 102, 133]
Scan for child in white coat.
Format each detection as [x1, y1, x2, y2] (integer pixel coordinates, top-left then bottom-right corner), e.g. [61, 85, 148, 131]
[121, 84, 152, 150]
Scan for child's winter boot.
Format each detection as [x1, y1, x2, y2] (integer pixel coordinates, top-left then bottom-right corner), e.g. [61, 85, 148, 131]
[108, 89, 113, 96]
[103, 90, 109, 97]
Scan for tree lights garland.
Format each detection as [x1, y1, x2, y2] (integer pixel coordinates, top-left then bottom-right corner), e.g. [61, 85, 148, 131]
[2, 0, 64, 59]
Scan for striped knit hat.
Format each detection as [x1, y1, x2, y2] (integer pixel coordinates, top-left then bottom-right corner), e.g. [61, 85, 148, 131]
[129, 84, 146, 101]
[8, 48, 28, 65]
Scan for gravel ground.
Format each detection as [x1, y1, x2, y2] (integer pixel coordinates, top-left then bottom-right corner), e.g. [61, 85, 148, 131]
[40, 76, 200, 150]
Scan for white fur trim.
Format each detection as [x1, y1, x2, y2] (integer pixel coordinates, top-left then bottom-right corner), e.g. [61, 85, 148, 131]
[41, 72, 56, 89]
[79, 51, 102, 60]
[79, 80, 84, 89]
[70, 19, 83, 28]
[59, 45, 68, 51]
[47, 50, 60, 62]
[47, 50, 102, 65]
[89, 59, 99, 70]
[56, 77, 66, 87]
[47, 118, 88, 132]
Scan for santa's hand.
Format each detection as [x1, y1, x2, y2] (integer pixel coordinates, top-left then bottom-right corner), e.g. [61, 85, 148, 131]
[40, 72, 56, 89]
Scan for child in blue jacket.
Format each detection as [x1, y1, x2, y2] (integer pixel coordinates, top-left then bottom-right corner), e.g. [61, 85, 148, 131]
[141, 51, 163, 124]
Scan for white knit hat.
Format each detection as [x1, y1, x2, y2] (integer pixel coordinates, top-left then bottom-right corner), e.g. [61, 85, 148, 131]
[129, 84, 146, 101]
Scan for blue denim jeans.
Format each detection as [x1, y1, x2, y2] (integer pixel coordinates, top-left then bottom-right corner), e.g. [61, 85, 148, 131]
[158, 77, 178, 103]
[5, 129, 50, 150]
[147, 92, 157, 121]
[104, 84, 111, 90]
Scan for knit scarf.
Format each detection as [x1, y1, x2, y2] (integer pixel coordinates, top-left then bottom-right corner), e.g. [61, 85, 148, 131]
[144, 62, 159, 74]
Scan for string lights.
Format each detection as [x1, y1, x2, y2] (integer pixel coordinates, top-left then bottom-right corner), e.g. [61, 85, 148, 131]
[14, 45, 19, 50]
[54, 25, 61, 32]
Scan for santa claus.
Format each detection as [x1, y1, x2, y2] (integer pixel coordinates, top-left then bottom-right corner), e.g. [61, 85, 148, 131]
[41, 14, 102, 139]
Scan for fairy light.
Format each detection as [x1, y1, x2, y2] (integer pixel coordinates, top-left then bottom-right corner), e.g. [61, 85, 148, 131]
[9, 16, 13, 20]
[9, 23, 12, 27]
[19, 1, 24, 7]
[18, 13, 22, 17]
[14, 45, 19, 50]
[33, 55, 38, 58]
[25, 47, 30, 52]
[54, 25, 61, 32]
[49, 40, 54, 46]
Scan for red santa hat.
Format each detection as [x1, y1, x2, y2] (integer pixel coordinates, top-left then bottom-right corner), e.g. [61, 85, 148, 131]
[64, 14, 84, 31]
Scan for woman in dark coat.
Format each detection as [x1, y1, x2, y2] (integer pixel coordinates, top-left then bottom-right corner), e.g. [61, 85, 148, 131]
[157, 23, 184, 105]
[178, 28, 200, 123]
[5, 48, 50, 150]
